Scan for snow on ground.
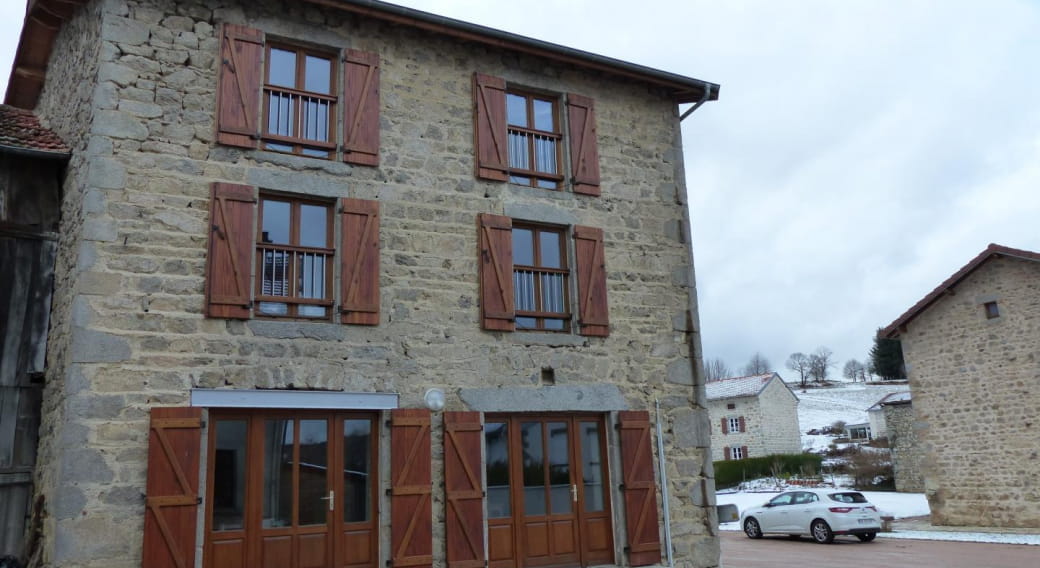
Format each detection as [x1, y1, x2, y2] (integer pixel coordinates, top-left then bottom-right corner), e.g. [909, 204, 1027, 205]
[790, 380, 908, 451]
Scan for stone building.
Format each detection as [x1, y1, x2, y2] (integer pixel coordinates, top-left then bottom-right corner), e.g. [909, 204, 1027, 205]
[865, 390, 910, 440]
[882, 243, 1040, 528]
[705, 373, 801, 462]
[2, 0, 722, 566]
[880, 397, 924, 493]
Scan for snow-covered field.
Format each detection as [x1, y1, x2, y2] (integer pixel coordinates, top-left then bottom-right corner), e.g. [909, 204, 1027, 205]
[791, 380, 908, 451]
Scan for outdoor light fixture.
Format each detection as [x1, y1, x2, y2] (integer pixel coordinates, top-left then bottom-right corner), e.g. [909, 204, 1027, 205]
[424, 388, 446, 411]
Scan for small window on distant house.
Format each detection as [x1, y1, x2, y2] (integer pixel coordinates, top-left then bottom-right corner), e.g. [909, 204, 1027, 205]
[984, 301, 1000, 319]
[726, 403, 736, 410]
[731, 446, 745, 460]
[727, 417, 741, 433]
[264, 44, 337, 158]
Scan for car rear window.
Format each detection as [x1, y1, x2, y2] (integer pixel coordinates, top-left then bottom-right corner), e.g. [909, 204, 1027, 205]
[828, 492, 868, 503]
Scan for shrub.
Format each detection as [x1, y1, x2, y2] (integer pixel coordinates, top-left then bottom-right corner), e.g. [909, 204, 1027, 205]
[714, 453, 823, 489]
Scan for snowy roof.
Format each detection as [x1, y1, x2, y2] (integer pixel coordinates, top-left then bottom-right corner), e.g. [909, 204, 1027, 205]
[705, 372, 778, 401]
[867, 391, 912, 411]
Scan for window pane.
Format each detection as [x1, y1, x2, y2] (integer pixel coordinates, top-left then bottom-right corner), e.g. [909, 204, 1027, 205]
[299, 205, 328, 247]
[536, 179, 557, 190]
[515, 316, 537, 330]
[540, 272, 564, 314]
[510, 174, 531, 186]
[539, 231, 561, 268]
[304, 55, 332, 94]
[513, 228, 534, 266]
[533, 99, 554, 131]
[520, 422, 546, 516]
[267, 91, 294, 137]
[547, 421, 571, 514]
[534, 136, 557, 174]
[485, 422, 511, 518]
[581, 422, 605, 513]
[513, 270, 535, 312]
[268, 48, 297, 88]
[343, 419, 372, 523]
[212, 420, 247, 531]
[508, 131, 530, 171]
[263, 419, 294, 528]
[258, 301, 288, 315]
[543, 318, 565, 331]
[507, 93, 528, 127]
[298, 419, 328, 526]
[261, 200, 291, 244]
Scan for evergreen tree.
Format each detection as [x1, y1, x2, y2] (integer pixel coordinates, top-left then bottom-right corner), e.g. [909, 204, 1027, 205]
[870, 330, 906, 381]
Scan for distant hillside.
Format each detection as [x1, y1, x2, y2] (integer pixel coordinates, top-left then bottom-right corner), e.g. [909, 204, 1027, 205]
[790, 382, 908, 451]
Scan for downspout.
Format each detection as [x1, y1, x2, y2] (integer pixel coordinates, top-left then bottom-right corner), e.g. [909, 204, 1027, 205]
[655, 399, 674, 568]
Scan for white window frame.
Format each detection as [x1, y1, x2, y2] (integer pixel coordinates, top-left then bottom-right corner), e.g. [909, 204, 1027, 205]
[731, 446, 745, 460]
[727, 417, 741, 434]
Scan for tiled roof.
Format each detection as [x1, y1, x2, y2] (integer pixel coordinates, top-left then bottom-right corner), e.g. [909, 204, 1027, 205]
[0, 104, 70, 156]
[867, 391, 911, 411]
[705, 372, 776, 401]
[881, 244, 1040, 338]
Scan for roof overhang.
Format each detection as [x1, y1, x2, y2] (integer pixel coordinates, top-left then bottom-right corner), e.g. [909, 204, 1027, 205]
[4, 0, 88, 109]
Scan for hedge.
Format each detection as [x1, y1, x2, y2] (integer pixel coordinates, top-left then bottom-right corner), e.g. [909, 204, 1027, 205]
[713, 453, 823, 489]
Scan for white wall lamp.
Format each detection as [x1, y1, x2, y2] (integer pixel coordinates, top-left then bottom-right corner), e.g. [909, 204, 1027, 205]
[423, 388, 446, 411]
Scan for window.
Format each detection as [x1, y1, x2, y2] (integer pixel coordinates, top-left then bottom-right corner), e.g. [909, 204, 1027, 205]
[216, 24, 380, 166]
[256, 194, 334, 319]
[984, 301, 1000, 319]
[263, 44, 337, 158]
[205, 183, 380, 325]
[474, 74, 601, 195]
[478, 214, 609, 336]
[727, 417, 741, 434]
[726, 403, 736, 410]
[506, 91, 562, 189]
[512, 224, 569, 331]
[731, 446, 745, 460]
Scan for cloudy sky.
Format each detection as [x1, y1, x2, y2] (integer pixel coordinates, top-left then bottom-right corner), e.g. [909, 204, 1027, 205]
[2, 1, 1038, 378]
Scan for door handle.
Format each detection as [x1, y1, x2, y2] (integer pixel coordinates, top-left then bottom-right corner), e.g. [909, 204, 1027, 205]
[571, 484, 578, 503]
[320, 490, 335, 511]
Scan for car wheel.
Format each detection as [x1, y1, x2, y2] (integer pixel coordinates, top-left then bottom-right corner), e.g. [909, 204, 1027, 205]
[856, 532, 877, 542]
[743, 517, 763, 539]
[810, 519, 834, 544]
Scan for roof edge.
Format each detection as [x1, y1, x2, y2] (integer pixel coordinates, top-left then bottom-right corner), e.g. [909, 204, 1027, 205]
[880, 244, 1040, 338]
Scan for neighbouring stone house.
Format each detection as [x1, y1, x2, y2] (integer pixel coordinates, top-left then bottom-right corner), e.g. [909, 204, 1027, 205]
[2, 0, 723, 567]
[705, 373, 801, 462]
[882, 243, 1040, 528]
[842, 422, 870, 442]
[865, 390, 910, 440]
[879, 396, 924, 493]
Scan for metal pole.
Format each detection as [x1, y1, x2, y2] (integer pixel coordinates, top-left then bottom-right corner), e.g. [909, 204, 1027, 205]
[655, 398, 674, 568]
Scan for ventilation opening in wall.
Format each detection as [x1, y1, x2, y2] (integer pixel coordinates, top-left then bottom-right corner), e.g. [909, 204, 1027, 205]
[727, 403, 736, 410]
[541, 367, 556, 385]
[984, 301, 1000, 319]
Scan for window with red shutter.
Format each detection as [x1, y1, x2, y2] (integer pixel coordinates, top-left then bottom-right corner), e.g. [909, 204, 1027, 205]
[443, 412, 485, 568]
[343, 49, 381, 166]
[567, 94, 601, 196]
[142, 407, 203, 568]
[390, 409, 433, 568]
[478, 214, 515, 331]
[618, 411, 662, 567]
[340, 198, 380, 325]
[573, 226, 609, 337]
[217, 24, 264, 148]
[205, 183, 256, 319]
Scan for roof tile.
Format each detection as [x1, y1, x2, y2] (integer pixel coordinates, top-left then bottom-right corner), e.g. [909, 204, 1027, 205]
[0, 104, 70, 155]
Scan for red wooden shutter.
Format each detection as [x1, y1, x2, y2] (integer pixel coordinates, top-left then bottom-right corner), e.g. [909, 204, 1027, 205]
[473, 73, 508, 181]
[141, 407, 202, 568]
[619, 411, 662, 567]
[574, 226, 609, 337]
[478, 214, 514, 331]
[391, 409, 433, 568]
[720, 418, 728, 434]
[444, 412, 485, 568]
[343, 49, 380, 166]
[205, 182, 255, 319]
[567, 94, 601, 196]
[340, 198, 380, 325]
[741, 446, 749, 458]
[724, 446, 731, 460]
[216, 24, 263, 148]
[738, 416, 746, 433]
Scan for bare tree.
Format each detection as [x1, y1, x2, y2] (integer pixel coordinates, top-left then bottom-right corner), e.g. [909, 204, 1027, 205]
[808, 346, 834, 383]
[786, 352, 811, 387]
[843, 359, 865, 382]
[742, 352, 771, 376]
[704, 357, 731, 382]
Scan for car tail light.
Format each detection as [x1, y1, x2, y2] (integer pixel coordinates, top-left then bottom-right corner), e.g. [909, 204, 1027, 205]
[865, 506, 877, 512]
[828, 507, 854, 513]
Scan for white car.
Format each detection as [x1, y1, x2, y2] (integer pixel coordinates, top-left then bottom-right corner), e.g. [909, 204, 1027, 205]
[739, 489, 883, 543]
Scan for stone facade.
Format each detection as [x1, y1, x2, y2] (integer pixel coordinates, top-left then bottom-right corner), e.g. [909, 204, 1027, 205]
[883, 247, 1040, 528]
[883, 402, 924, 493]
[16, 0, 722, 566]
[706, 374, 801, 462]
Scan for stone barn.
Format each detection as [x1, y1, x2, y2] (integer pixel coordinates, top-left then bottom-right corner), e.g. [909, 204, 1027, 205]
[706, 373, 801, 462]
[882, 243, 1040, 527]
[2, 0, 723, 566]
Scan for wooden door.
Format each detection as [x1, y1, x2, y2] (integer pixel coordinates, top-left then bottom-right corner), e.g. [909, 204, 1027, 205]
[205, 411, 379, 568]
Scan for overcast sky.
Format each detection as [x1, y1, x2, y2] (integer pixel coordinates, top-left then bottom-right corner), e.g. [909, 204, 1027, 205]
[3, 1, 1039, 379]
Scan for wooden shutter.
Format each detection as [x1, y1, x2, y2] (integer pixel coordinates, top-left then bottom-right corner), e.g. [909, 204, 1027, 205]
[473, 73, 508, 181]
[390, 409, 433, 568]
[205, 182, 255, 319]
[720, 418, 728, 435]
[741, 446, 749, 458]
[618, 411, 662, 567]
[340, 198, 380, 325]
[343, 49, 380, 166]
[141, 407, 202, 568]
[478, 214, 514, 331]
[216, 24, 263, 148]
[724, 446, 731, 460]
[444, 412, 485, 568]
[567, 94, 601, 196]
[738, 416, 746, 433]
[574, 226, 609, 337]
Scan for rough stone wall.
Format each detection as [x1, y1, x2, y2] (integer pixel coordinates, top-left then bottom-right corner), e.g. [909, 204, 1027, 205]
[708, 397, 758, 461]
[884, 403, 924, 493]
[29, 0, 719, 566]
[900, 256, 1040, 528]
[708, 380, 800, 462]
